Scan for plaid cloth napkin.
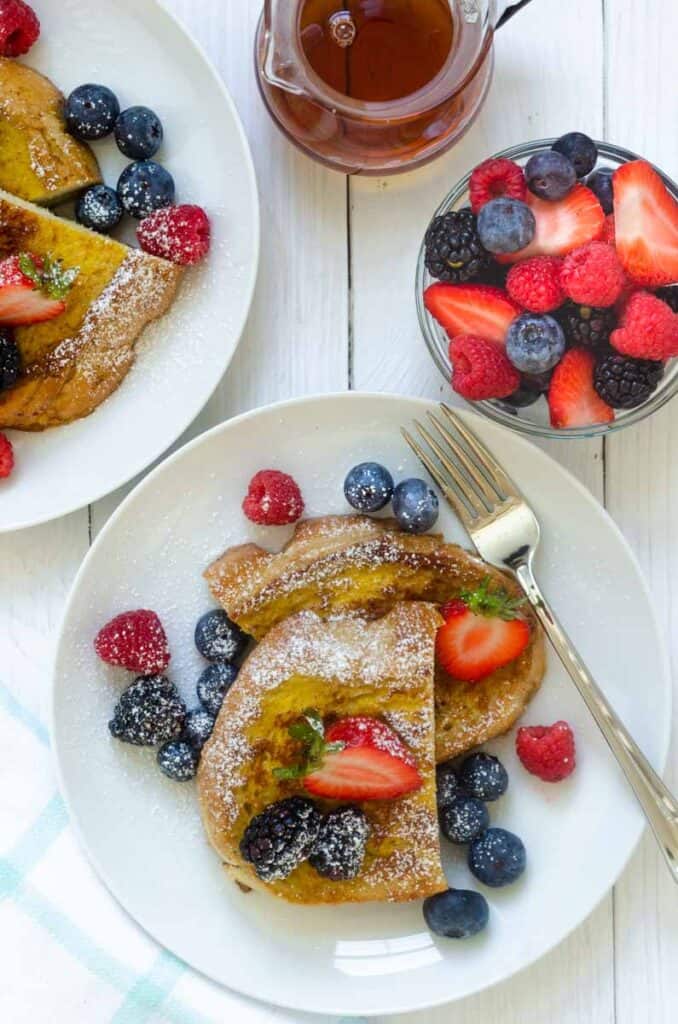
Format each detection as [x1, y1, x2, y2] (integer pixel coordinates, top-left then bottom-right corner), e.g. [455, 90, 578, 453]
[0, 676, 369, 1023]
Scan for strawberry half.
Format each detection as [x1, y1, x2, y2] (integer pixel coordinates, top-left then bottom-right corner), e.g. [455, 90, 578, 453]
[0, 253, 78, 326]
[273, 711, 422, 801]
[436, 580, 530, 682]
[548, 348, 614, 429]
[497, 184, 605, 264]
[423, 283, 520, 346]
[613, 160, 678, 287]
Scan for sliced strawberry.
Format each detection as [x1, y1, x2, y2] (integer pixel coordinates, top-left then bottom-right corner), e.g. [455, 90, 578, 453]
[548, 348, 614, 429]
[436, 589, 530, 682]
[0, 253, 78, 326]
[325, 716, 417, 766]
[496, 184, 605, 264]
[423, 283, 520, 346]
[613, 160, 678, 287]
[303, 745, 423, 801]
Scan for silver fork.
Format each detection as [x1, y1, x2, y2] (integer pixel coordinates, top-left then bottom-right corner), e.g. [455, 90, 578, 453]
[403, 403, 678, 883]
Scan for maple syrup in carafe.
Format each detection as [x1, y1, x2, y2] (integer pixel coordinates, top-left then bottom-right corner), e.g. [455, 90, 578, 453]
[299, 0, 455, 103]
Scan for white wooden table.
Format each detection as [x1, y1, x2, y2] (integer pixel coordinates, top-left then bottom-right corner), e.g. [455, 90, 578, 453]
[2, 0, 676, 1020]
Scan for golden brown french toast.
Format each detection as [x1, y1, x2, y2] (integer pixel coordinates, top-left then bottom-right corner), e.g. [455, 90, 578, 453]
[204, 515, 545, 761]
[198, 603, 448, 904]
[0, 188, 182, 430]
[0, 58, 101, 204]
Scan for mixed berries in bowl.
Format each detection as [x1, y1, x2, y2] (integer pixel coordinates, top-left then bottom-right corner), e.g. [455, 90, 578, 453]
[416, 136, 678, 437]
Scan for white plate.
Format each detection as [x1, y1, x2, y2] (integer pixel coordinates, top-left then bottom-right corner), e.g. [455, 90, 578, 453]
[52, 394, 671, 1018]
[0, 0, 258, 532]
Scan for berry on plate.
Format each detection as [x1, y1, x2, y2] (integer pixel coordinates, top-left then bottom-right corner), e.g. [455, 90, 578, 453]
[610, 290, 678, 360]
[612, 160, 678, 286]
[436, 761, 460, 809]
[242, 468, 304, 525]
[587, 167, 614, 214]
[196, 662, 238, 716]
[594, 352, 663, 410]
[392, 477, 439, 533]
[424, 209, 490, 283]
[435, 580, 530, 682]
[548, 347, 614, 428]
[137, 205, 211, 266]
[424, 283, 520, 345]
[108, 674, 185, 746]
[0, 0, 38, 56]
[557, 301, 616, 349]
[343, 461, 394, 512]
[0, 431, 14, 479]
[439, 794, 489, 844]
[516, 720, 576, 781]
[309, 805, 370, 881]
[552, 132, 598, 178]
[497, 184, 605, 264]
[76, 185, 124, 234]
[506, 255, 565, 313]
[65, 83, 120, 141]
[458, 752, 509, 801]
[0, 253, 78, 326]
[560, 240, 626, 306]
[157, 739, 199, 781]
[114, 106, 164, 160]
[182, 707, 216, 751]
[194, 608, 248, 663]
[274, 711, 423, 801]
[468, 827, 526, 886]
[423, 888, 489, 939]
[477, 197, 536, 254]
[240, 796, 321, 882]
[117, 160, 175, 219]
[0, 328, 20, 391]
[94, 609, 170, 675]
[525, 150, 576, 202]
[469, 157, 526, 214]
[505, 313, 566, 375]
[449, 333, 520, 400]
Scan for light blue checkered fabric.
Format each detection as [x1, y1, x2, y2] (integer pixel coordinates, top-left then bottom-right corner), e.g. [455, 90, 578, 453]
[0, 678, 369, 1023]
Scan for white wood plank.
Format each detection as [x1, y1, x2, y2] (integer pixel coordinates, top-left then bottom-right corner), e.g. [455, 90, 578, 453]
[604, 1, 678, 1020]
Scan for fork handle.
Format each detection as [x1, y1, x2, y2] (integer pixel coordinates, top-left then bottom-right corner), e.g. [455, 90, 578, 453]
[515, 561, 678, 883]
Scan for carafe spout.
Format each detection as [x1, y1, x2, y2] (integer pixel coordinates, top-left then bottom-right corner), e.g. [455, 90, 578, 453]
[261, 0, 306, 97]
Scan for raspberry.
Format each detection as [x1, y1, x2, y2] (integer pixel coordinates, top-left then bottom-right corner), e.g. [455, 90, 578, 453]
[506, 256, 565, 313]
[137, 205, 210, 265]
[469, 158, 526, 215]
[0, 431, 14, 478]
[449, 334, 520, 401]
[242, 469, 304, 525]
[560, 241, 626, 306]
[516, 720, 576, 782]
[610, 290, 678, 360]
[601, 214, 616, 246]
[0, 0, 39, 56]
[94, 609, 170, 675]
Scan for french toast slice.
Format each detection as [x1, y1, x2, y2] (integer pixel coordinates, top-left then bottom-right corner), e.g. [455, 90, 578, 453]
[0, 58, 101, 205]
[204, 515, 546, 762]
[0, 188, 182, 430]
[197, 603, 448, 904]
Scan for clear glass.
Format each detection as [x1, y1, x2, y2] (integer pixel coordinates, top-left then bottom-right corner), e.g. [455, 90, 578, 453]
[415, 139, 678, 439]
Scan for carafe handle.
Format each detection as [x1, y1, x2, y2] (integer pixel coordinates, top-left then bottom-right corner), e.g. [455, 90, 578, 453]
[495, 0, 536, 29]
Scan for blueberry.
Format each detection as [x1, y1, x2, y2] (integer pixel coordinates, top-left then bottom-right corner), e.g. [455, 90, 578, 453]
[392, 478, 439, 534]
[458, 753, 508, 801]
[506, 314, 565, 375]
[75, 185, 123, 233]
[587, 167, 614, 214]
[477, 198, 536, 254]
[500, 381, 542, 410]
[117, 160, 175, 219]
[197, 662, 238, 716]
[552, 132, 598, 178]
[344, 462, 394, 512]
[468, 827, 526, 887]
[65, 83, 120, 140]
[436, 761, 460, 809]
[525, 151, 576, 201]
[115, 106, 164, 160]
[182, 707, 216, 751]
[194, 609, 248, 663]
[157, 739, 199, 781]
[439, 795, 489, 844]
[423, 888, 489, 939]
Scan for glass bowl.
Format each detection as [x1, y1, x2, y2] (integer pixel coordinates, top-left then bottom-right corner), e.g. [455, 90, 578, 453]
[415, 139, 678, 439]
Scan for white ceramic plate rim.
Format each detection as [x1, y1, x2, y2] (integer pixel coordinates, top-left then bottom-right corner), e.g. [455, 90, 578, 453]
[1, 0, 260, 533]
[50, 393, 672, 1017]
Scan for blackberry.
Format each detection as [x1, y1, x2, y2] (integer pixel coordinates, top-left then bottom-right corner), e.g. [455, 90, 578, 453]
[240, 797, 321, 882]
[656, 286, 678, 314]
[424, 209, 490, 283]
[0, 329, 21, 391]
[558, 302, 616, 349]
[594, 353, 663, 409]
[108, 675, 186, 746]
[309, 805, 370, 881]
